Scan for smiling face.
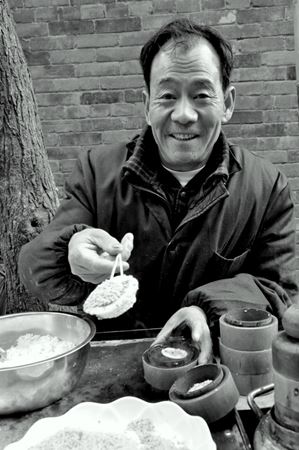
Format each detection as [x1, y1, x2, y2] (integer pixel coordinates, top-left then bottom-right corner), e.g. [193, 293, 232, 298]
[143, 38, 235, 171]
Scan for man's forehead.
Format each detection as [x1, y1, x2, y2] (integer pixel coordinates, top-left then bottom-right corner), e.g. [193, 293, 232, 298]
[150, 38, 222, 85]
[160, 36, 219, 59]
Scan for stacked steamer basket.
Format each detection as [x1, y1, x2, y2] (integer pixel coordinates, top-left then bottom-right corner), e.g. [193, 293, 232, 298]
[272, 304, 299, 431]
[250, 304, 299, 450]
[219, 308, 278, 395]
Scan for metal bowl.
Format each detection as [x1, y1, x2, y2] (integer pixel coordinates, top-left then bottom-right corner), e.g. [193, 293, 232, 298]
[0, 312, 96, 415]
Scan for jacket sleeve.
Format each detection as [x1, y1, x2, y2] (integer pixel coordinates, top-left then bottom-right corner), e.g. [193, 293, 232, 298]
[182, 178, 299, 334]
[18, 152, 96, 306]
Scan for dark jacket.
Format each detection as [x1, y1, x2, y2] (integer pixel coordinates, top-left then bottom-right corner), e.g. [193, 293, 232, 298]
[18, 128, 298, 333]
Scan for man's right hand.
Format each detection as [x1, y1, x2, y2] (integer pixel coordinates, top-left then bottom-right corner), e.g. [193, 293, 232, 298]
[153, 306, 213, 365]
[68, 229, 134, 284]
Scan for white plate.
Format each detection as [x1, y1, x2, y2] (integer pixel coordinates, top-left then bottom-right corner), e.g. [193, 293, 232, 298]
[5, 396, 216, 449]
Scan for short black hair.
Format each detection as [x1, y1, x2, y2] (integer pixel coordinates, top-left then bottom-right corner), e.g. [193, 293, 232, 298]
[140, 18, 234, 92]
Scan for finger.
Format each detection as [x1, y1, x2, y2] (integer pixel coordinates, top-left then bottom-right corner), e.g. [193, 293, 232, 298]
[73, 262, 130, 283]
[186, 306, 208, 344]
[152, 316, 180, 346]
[89, 229, 123, 255]
[198, 334, 213, 365]
[152, 329, 169, 346]
[71, 252, 129, 279]
[120, 233, 134, 261]
[75, 272, 108, 284]
[191, 327, 201, 343]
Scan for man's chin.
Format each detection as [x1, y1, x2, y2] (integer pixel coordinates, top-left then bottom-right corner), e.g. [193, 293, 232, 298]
[168, 158, 205, 172]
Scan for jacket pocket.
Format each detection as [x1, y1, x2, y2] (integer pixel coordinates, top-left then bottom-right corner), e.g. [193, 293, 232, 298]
[212, 248, 250, 278]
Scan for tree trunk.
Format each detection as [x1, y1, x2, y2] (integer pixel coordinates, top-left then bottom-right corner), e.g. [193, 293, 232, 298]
[0, 0, 59, 312]
[295, 0, 299, 111]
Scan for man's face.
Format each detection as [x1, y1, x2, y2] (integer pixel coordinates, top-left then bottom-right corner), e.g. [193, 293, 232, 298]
[143, 38, 235, 171]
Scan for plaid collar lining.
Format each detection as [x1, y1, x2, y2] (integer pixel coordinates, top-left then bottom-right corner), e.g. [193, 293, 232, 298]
[122, 126, 236, 189]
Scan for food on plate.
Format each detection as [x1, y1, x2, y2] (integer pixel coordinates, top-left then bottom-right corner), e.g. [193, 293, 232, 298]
[27, 428, 140, 450]
[187, 379, 213, 394]
[83, 274, 139, 319]
[0, 333, 74, 368]
[26, 417, 190, 450]
[128, 418, 189, 449]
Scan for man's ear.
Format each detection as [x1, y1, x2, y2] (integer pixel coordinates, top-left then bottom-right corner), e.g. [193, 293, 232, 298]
[142, 89, 151, 126]
[222, 85, 236, 124]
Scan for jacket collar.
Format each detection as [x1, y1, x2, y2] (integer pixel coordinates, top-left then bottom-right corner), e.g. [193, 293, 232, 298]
[122, 125, 242, 188]
[122, 126, 162, 187]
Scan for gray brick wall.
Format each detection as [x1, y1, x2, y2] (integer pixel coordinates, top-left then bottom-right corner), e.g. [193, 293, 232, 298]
[8, 0, 299, 274]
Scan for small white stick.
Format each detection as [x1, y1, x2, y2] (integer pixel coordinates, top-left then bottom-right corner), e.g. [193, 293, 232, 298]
[110, 254, 119, 279]
[110, 253, 123, 279]
[119, 254, 124, 276]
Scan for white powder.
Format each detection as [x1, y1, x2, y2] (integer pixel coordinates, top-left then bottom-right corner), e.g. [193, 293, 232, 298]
[187, 379, 213, 394]
[0, 333, 74, 368]
[28, 429, 140, 450]
[27, 418, 191, 450]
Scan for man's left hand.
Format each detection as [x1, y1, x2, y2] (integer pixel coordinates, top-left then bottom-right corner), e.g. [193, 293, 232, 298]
[152, 306, 213, 364]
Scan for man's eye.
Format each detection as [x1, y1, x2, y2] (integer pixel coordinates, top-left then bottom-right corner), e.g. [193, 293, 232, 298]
[160, 93, 176, 100]
[194, 93, 210, 99]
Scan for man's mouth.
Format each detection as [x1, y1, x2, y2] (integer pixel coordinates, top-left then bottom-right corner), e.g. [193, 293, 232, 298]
[169, 133, 198, 141]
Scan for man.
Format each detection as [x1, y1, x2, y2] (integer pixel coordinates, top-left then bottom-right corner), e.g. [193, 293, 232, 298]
[18, 19, 298, 364]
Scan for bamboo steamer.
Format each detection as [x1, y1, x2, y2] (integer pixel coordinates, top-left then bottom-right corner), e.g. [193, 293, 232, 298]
[272, 304, 299, 432]
[219, 308, 278, 395]
[252, 304, 299, 449]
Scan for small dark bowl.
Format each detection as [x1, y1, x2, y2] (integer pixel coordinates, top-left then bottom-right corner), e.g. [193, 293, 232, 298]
[169, 365, 240, 423]
[171, 364, 223, 399]
[142, 337, 199, 391]
[144, 337, 199, 368]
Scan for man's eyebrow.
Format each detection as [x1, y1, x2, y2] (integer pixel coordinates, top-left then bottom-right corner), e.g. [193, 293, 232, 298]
[157, 77, 214, 89]
[157, 77, 177, 87]
[192, 79, 214, 89]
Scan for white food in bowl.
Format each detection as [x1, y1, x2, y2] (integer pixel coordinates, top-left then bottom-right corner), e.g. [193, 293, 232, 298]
[26, 418, 190, 450]
[161, 347, 188, 360]
[0, 334, 74, 368]
[187, 379, 213, 394]
[27, 428, 141, 450]
[5, 397, 216, 450]
[0, 312, 96, 415]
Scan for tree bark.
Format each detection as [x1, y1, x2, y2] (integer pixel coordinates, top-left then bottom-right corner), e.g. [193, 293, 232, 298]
[0, 0, 59, 312]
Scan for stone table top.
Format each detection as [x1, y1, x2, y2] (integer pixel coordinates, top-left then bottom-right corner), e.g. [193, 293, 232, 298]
[0, 339, 254, 449]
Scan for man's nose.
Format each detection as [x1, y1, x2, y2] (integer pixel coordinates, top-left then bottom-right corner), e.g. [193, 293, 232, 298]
[171, 97, 198, 124]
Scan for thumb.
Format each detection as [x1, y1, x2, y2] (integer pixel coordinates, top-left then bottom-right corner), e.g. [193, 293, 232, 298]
[121, 233, 134, 261]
